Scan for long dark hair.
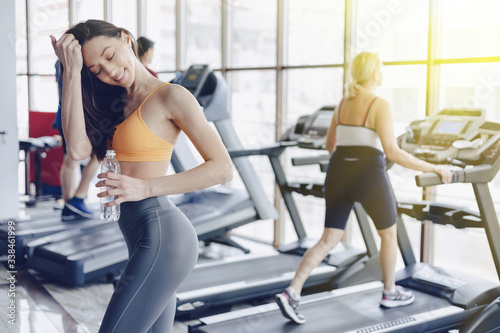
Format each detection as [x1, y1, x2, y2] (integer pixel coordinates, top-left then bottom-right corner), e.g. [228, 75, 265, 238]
[137, 36, 155, 58]
[60, 19, 138, 161]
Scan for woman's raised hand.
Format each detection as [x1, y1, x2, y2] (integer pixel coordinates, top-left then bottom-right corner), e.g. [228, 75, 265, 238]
[50, 34, 83, 74]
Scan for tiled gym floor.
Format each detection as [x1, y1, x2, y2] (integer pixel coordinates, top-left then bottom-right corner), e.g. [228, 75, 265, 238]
[0, 200, 272, 333]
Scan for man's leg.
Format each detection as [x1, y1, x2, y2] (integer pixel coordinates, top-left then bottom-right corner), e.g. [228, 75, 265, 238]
[74, 154, 100, 199]
[60, 154, 78, 202]
[62, 155, 98, 220]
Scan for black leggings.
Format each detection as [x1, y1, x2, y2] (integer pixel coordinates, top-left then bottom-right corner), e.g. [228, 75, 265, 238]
[324, 146, 397, 230]
[98, 196, 199, 333]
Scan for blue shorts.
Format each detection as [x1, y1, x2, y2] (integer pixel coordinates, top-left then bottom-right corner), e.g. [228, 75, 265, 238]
[323, 146, 397, 230]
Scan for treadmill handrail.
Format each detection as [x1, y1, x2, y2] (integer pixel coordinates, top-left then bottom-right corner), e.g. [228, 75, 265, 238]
[397, 201, 483, 229]
[415, 168, 466, 187]
[416, 158, 500, 187]
[291, 153, 330, 166]
[226, 141, 297, 159]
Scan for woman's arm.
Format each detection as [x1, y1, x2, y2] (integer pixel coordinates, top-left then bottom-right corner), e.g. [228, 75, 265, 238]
[98, 84, 233, 206]
[375, 99, 452, 183]
[51, 34, 93, 160]
[147, 84, 233, 196]
[325, 109, 338, 154]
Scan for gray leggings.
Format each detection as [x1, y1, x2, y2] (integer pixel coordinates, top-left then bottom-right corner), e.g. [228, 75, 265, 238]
[98, 196, 199, 333]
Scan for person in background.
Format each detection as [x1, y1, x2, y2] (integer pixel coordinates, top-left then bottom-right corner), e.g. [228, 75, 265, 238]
[53, 60, 100, 221]
[137, 36, 158, 78]
[275, 51, 452, 325]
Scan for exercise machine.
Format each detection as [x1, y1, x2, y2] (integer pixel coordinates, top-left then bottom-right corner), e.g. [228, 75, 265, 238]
[171, 67, 381, 318]
[170, 64, 278, 253]
[460, 296, 500, 333]
[187, 109, 500, 332]
[18, 136, 62, 206]
[21, 110, 64, 205]
[0, 213, 101, 267]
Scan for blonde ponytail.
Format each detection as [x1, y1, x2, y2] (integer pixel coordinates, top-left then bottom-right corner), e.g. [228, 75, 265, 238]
[346, 52, 381, 98]
[346, 80, 362, 98]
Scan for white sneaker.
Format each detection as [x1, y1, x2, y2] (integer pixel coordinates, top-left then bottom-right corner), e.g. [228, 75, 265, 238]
[380, 285, 415, 308]
[275, 289, 306, 324]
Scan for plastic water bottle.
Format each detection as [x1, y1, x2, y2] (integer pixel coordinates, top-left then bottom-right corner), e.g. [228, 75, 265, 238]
[100, 150, 121, 221]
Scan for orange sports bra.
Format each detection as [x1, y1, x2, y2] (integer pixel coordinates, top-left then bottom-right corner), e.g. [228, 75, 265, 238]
[112, 82, 174, 162]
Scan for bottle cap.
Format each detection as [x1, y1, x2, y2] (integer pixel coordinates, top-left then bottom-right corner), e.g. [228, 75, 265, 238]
[106, 150, 116, 157]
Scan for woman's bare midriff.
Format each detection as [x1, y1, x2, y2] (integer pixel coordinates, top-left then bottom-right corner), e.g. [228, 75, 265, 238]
[119, 160, 170, 179]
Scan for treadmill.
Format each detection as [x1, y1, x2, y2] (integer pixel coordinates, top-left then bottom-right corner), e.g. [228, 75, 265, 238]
[460, 296, 500, 333]
[171, 66, 382, 318]
[187, 109, 500, 332]
[0, 212, 102, 267]
[169, 64, 278, 253]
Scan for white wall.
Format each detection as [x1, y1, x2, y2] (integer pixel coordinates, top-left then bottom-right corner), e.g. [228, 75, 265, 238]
[0, 0, 19, 220]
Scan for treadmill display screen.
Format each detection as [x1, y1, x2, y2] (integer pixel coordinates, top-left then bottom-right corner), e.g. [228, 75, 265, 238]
[436, 121, 463, 134]
[181, 65, 208, 91]
[311, 112, 333, 128]
[183, 72, 202, 89]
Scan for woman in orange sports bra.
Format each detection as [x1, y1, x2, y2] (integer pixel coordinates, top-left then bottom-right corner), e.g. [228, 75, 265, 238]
[51, 20, 233, 333]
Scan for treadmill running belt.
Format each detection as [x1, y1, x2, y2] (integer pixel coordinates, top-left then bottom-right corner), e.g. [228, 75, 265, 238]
[34, 223, 124, 263]
[190, 286, 462, 333]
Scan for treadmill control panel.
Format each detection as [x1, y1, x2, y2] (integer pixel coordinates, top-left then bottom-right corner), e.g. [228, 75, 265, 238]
[401, 108, 500, 165]
[284, 105, 335, 149]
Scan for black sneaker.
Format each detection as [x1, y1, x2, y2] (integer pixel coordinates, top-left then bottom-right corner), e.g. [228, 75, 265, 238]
[275, 289, 306, 324]
[380, 285, 415, 308]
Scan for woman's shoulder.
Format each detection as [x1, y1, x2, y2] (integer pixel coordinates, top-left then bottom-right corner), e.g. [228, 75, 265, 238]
[156, 82, 201, 116]
[372, 95, 390, 109]
[344, 93, 389, 107]
[370, 96, 392, 124]
[156, 82, 191, 99]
